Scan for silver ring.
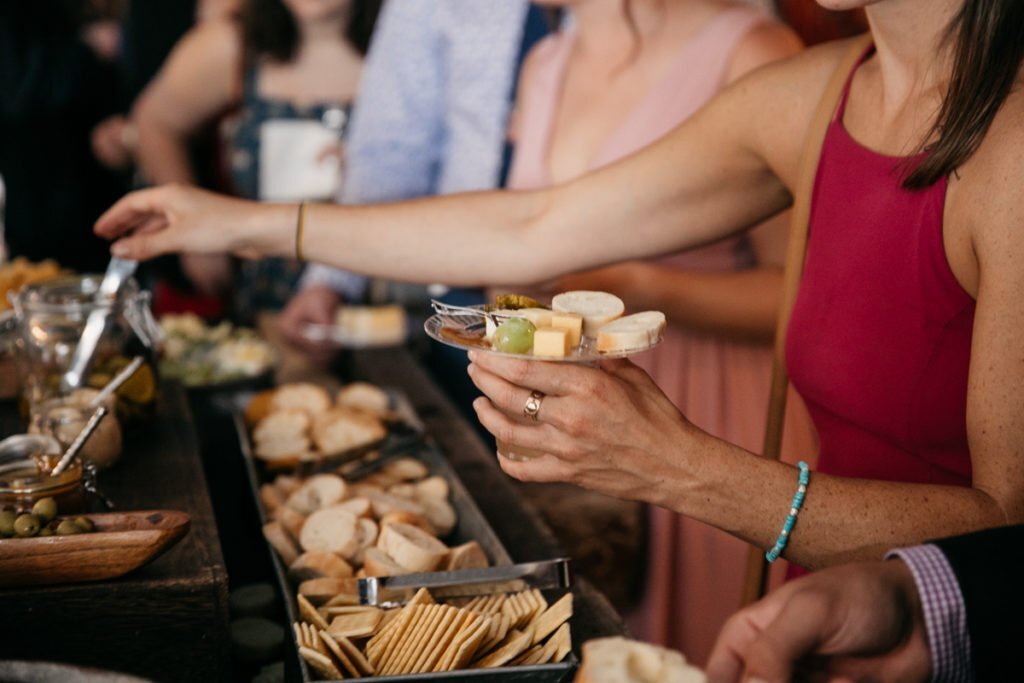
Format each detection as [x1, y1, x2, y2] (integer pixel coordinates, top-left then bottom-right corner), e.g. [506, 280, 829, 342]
[523, 390, 544, 422]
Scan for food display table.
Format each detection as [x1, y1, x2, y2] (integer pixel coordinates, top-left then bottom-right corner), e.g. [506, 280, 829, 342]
[340, 346, 628, 646]
[0, 383, 231, 682]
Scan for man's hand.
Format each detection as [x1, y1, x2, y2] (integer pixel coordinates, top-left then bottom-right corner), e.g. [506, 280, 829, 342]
[278, 285, 341, 364]
[707, 560, 932, 683]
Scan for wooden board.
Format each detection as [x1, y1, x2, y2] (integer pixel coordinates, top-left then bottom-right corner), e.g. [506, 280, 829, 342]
[0, 509, 190, 587]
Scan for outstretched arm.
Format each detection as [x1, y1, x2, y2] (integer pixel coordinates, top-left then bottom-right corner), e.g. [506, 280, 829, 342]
[97, 43, 853, 286]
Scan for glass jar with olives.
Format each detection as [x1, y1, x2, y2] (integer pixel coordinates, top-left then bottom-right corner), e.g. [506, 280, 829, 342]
[30, 390, 123, 470]
[0, 457, 87, 515]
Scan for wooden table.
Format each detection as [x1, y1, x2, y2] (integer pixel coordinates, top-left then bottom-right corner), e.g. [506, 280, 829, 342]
[342, 347, 629, 646]
[0, 383, 230, 682]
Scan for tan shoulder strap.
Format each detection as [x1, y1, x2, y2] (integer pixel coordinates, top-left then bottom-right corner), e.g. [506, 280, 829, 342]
[741, 33, 873, 606]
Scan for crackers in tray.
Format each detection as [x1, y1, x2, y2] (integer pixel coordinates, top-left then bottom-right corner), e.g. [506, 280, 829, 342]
[295, 587, 573, 678]
[249, 382, 391, 467]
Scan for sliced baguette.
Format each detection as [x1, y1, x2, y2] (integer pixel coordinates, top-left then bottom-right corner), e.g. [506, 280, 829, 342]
[596, 311, 666, 353]
[300, 507, 362, 558]
[444, 541, 488, 571]
[288, 551, 354, 584]
[363, 547, 412, 577]
[286, 474, 347, 515]
[551, 291, 625, 338]
[576, 637, 705, 683]
[312, 408, 387, 456]
[262, 521, 300, 565]
[377, 522, 449, 572]
[336, 382, 391, 416]
[271, 383, 332, 417]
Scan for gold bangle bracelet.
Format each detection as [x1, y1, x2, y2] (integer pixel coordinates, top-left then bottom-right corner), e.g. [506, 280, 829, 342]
[295, 201, 308, 261]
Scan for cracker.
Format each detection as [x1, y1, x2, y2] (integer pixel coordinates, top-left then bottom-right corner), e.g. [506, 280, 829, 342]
[328, 609, 382, 639]
[377, 604, 425, 673]
[324, 592, 360, 608]
[547, 622, 572, 663]
[298, 593, 329, 631]
[299, 646, 343, 680]
[320, 629, 361, 678]
[387, 604, 442, 675]
[427, 609, 473, 673]
[510, 644, 547, 667]
[530, 593, 573, 645]
[409, 605, 459, 673]
[407, 587, 435, 607]
[473, 627, 533, 669]
[435, 611, 484, 672]
[366, 607, 411, 669]
[479, 612, 512, 655]
[333, 632, 376, 676]
[322, 605, 381, 618]
[448, 614, 493, 671]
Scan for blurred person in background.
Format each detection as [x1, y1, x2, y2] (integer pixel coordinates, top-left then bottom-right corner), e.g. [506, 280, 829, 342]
[132, 0, 381, 323]
[276, 0, 553, 403]
[504, 0, 813, 664]
[0, 0, 127, 273]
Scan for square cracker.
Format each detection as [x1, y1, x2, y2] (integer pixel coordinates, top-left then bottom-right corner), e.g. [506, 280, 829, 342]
[328, 610, 382, 639]
[436, 612, 486, 672]
[530, 593, 573, 646]
[368, 606, 414, 669]
[383, 604, 437, 675]
[320, 628, 361, 678]
[299, 646, 343, 680]
[334, 632, 375, 676]
[448, 613, 493, 671]
[408, 605, 460, 673]
[298, 593, 330, 631]
[473, 627, 533, 668]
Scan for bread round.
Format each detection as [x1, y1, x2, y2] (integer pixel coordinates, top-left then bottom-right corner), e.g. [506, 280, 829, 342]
[288, 551, 353, 584]
[444, 541, 488, 571]
[596, 311, 666, 353]
[366, 491, 426, 519]
[551, 291, 625, 338]
[413, 476, 449, 502]
[299, 507, 362, 557]
[254, 409, 309, 443]
[380, 510, 436, 536]
[336, 382, 391, 416]
[362, 547, 411, 577]
[275, 505, 306, 541]
[312, 408, 386, 456]
[379, 457, 430, 482]
[271, 383, 332, 417]
[420, 497, 457, 537]
[334, 496, 373, 519]
[377, 522, 448, 572]
[286, 474, 347, 515]
[577, 637, 705, 683]
[262, 521, 300, 566]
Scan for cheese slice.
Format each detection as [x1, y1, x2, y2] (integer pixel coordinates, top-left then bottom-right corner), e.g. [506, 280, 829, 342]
[549, 312, 583, 348]
[551, 291, 625, 338]
[596, 312, 666, 353]
[532, 327, 571, 357]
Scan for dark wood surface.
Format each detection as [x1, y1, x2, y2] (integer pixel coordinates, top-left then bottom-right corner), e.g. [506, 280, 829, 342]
[0, 383, 230, 682]
[342, 347, 629, 646]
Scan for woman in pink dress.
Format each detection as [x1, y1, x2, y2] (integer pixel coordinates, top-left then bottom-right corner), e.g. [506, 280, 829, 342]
[506, 0, 816, 664]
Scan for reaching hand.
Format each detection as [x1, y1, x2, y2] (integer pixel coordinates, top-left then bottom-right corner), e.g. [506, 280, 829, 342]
[95, 185, 278, 261]
[278, 285, 342, 364]
[706, 559, 932, 683]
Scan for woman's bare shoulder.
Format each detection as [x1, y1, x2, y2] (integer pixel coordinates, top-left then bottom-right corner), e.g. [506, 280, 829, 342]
[158, 18, 244, 89]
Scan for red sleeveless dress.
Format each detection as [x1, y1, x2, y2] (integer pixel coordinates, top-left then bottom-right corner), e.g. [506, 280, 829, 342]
[786, 52, 974, 498]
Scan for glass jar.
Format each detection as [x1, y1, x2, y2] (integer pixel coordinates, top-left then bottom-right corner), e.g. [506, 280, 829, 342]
[7, 275, 160, 420]
[0, 457, 88, 514]
[29, 390, 123, 470]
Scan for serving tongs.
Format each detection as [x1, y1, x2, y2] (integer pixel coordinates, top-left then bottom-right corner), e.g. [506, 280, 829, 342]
[357, 558, 573, 607]
[61, 257, 138, 392]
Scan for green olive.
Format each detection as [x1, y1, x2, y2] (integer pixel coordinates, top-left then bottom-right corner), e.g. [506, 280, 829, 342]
[73, 516, 95, 533]
[56, 519, 83, 535]
[38, 527, 53, 537]
[0, 510, 16, 537]
[31, 497, 58, 524]
[14, 514, 41, 537]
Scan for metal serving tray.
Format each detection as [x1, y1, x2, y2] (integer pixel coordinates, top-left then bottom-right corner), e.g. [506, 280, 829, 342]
[230, 390, 576, 683]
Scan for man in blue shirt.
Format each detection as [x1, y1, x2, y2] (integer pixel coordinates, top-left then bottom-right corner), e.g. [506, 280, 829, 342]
[279, 0, 551, 357]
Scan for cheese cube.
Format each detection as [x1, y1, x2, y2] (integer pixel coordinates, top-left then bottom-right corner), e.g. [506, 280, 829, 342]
[549, 313, 583, 348]
[516, 308, 554, 329]
[532, 327, 571, 358]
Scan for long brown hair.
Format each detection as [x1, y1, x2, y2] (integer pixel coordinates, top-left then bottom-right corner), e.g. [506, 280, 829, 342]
[242, 0, 383, 62]
[906, 0, 1024, 188]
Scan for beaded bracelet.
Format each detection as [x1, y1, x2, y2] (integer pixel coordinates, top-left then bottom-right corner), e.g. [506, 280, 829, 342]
[766, 460, 810, 563]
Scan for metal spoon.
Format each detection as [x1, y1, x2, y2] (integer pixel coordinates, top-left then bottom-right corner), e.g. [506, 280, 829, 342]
[89, 355, 144, 408]
[50, 406, 108, 477]
[61, 257, 138, 392]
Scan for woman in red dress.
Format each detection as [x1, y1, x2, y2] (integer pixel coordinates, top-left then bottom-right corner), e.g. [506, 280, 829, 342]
[97, 0, 1024, 576]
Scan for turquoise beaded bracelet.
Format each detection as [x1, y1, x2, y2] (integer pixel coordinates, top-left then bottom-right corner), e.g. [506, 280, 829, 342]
[765, 461, 810, 563]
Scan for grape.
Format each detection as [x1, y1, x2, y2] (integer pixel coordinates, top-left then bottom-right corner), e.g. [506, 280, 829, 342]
[493, 318, 536, 354]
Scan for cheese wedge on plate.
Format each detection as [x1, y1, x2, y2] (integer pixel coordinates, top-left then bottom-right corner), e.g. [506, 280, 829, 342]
[596, 312, 666, 353]
[551, 291, 625, 338]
